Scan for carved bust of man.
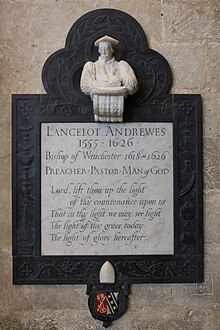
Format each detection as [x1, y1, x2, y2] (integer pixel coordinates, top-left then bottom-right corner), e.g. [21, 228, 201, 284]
[80, 35, 138, 98]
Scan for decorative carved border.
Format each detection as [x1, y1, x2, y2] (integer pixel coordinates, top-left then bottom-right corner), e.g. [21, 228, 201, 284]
[12, 95, 40, 256]
[13, 253, 202, 285]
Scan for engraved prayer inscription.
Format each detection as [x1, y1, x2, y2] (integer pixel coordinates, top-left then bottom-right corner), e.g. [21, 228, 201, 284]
[41, 122, 174, 255]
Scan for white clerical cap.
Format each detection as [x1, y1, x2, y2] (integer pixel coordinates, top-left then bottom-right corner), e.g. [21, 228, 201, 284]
[94, 35, 119, 47]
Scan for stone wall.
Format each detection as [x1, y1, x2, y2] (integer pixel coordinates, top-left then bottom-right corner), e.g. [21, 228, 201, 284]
[0, 0, 219, 329]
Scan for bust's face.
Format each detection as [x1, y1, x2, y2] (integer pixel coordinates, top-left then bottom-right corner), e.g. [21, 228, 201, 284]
[98, 42, 113, 60]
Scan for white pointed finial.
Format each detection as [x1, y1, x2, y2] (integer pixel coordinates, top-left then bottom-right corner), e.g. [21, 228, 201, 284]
[99, 261, 115, 284]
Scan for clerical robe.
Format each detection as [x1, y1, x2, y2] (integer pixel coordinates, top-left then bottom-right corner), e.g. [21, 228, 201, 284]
[80, 56, 138, 98]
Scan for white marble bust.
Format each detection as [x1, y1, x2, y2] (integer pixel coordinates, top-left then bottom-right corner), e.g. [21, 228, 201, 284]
[80, 35, 138, 122]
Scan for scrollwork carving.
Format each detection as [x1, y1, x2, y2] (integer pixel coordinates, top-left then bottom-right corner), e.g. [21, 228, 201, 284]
[175, 97, 199, 254]
[13, 97, 39, 255]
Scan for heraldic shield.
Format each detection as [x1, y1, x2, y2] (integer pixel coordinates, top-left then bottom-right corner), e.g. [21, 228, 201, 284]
[87, 283, 128, 328]
[96, 292, 119, 315]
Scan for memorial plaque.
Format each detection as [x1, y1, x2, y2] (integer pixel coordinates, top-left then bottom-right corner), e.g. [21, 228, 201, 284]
[12, 8, 203, 327]
[41, 122, 173, 256]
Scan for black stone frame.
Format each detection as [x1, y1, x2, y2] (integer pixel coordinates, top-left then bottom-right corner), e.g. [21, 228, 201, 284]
[12, 8, 203, 326]
[12, 92, 203, 282]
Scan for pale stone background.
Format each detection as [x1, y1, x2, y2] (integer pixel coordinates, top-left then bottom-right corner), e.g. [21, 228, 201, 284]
[0, 0, 219, 329]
